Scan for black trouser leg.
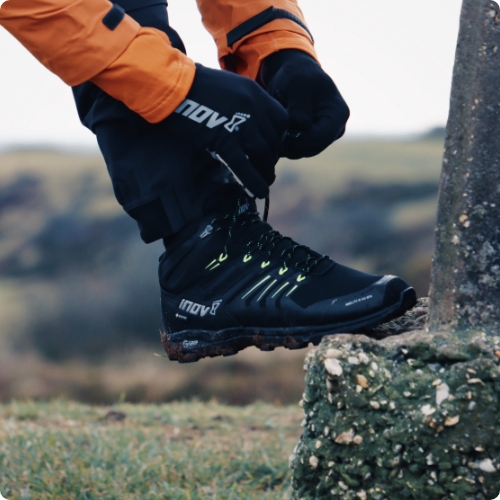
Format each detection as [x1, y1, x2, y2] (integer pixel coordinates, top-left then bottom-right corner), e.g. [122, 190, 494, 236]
[94, 113, 236, 243]
[72, 0, 237, 244]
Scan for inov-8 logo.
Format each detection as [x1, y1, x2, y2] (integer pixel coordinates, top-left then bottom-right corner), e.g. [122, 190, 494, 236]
[179, 299, 222, 317]
[175, 99, 250, 133]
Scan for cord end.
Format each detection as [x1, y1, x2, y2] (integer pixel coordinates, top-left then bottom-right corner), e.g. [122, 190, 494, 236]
[264, 196, 270, 222]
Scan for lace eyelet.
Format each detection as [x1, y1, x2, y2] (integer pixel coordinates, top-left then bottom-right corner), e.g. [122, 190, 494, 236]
[243, 254, 252, 263]
[261, 261, 271, 269]
[297, 274, 306, 282]
[219, 253, 228, 262]
[279, 266, 288, 275]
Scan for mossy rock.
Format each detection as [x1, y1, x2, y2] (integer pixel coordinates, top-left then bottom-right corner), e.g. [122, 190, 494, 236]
[290, 323, 500, 499]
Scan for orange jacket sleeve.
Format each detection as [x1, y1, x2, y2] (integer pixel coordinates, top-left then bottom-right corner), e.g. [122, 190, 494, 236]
[196, 0, 317, 80]
[0, 0, 195, 122]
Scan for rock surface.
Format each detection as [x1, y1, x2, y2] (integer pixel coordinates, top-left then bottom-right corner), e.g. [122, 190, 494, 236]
[291, 306, 500, 499]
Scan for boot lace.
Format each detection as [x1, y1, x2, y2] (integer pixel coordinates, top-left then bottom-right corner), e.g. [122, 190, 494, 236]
[211, 196, 330, 275]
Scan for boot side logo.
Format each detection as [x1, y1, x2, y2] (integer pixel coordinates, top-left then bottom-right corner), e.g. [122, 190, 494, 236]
[179, 299, 222, 317]
[210, 300, 222, 316]
[238, 201, 250, 215]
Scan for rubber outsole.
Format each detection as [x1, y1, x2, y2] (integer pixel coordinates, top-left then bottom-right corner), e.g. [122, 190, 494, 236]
[161, 287, 417, 363]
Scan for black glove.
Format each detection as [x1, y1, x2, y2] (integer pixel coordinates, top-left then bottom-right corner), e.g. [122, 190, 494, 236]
[166, 64, 288, 199]
[261, 49, 350, 159]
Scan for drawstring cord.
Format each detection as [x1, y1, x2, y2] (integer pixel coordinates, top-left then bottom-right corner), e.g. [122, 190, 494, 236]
[250, 194, 270, 222]
[264, 196, 270, 222]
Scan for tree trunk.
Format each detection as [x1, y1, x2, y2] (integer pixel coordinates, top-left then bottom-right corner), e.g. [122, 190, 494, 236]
[429, 0, 500, 334]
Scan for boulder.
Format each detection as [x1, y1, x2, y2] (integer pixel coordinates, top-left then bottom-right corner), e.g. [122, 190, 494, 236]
[290, 311, 500, 499]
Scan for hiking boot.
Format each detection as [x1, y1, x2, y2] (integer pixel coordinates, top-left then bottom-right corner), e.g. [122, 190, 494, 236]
[159, 188, 417, 363]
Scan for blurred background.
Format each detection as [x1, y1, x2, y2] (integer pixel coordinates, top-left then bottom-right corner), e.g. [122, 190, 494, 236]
[0, 132, 444, 405]
[0, 0, 461, 405]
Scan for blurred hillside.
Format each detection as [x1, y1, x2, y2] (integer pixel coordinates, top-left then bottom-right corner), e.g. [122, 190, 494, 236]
[0, 135, 444, 404]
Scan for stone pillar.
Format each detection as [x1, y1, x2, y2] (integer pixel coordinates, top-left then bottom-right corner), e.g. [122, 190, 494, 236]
[429, 0, 500, 334]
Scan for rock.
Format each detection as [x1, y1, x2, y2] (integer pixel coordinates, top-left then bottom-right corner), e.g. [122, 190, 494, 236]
[468, 378, 485, 385]
[335, 429, 355, 445]
[436, 383, 450, 406]
[356, 374, 369, 389]
[429, 0, 500, 335]
[478, 459, 496, 473]
[369, 297, 429, 338]
[358, 352, 370, 364]
[421, 404, 436, 416]
[324, 358, 343, 377]
[444, 415, 460, 427]
[353, 435, 363, 445]
[324, 348, 343, 359]
[291, 328, 500, 499]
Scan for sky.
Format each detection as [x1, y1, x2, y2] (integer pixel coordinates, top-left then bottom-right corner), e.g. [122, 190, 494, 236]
[0, 0, 462, 149]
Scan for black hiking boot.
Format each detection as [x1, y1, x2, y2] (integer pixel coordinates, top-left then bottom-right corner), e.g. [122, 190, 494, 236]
[159, 187, 417, 363]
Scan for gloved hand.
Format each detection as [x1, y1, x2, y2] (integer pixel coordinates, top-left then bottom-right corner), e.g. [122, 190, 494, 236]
[166, 64, 288, 199]
[261, 49, 350, 159]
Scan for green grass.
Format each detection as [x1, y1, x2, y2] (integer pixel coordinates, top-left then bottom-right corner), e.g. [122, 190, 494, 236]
[0, 400, 303, 499]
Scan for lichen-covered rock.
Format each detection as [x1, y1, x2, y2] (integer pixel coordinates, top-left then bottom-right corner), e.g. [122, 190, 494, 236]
[291, 329, 500, 499]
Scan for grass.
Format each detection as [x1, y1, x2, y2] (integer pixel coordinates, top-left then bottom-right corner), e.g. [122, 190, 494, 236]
[0, 138, 444, 214]
[278, 138, 443, 196]
[0, 347, 307, 405]
[0, 400, 303, 499]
